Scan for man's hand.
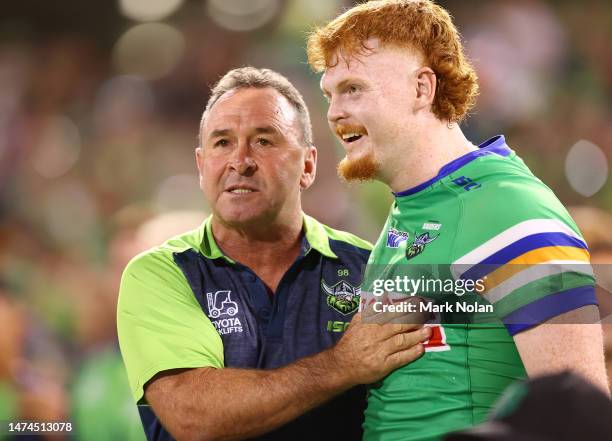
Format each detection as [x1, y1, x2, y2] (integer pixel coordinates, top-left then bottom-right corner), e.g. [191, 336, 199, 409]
[145, 298, 430, 441]
[330, 307, 431, 385]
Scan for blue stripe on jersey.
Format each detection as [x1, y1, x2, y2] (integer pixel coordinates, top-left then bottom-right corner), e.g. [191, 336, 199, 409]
[394, 135, 512, 197]
[461, 232, 589, 281]
[503, 285, 597, 336]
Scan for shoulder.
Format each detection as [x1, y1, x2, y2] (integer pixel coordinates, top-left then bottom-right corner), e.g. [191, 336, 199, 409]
[324, 225, 373, 255]
[123, 226, 204, 276]
[119, 227, 206, 310]
[456, 156, 580, 234]
[451, 159, 587, 265]
[304, 214, 372, 262]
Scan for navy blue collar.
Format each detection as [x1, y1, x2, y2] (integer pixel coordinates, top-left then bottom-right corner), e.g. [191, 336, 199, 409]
[394, 135, 512, 197]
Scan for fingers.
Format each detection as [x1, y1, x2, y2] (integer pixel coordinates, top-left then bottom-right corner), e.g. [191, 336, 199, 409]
[332, 316, 432, 384]
[385, 343, 426, 369]
[386, 327, 431, 354]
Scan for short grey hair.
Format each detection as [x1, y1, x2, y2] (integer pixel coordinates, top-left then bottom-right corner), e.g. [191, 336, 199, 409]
[200, 67, 313, 147]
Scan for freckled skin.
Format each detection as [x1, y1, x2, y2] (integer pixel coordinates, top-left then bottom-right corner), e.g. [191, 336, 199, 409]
[196, 88, 315, 229]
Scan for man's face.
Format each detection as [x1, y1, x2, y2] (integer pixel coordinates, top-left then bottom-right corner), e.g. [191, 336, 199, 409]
[197, 87, 316, 227]
[321, 39, 422, 182]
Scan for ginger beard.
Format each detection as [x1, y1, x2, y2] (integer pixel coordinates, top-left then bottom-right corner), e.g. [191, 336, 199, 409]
[337, 150, 380, 182]
[335, 124, 381, 182]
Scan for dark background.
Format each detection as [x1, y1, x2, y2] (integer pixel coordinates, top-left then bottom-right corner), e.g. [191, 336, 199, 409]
[0, 1, 610, 439]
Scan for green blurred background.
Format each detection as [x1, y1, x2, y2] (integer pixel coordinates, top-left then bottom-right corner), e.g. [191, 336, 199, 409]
[0, 0, 611, 439]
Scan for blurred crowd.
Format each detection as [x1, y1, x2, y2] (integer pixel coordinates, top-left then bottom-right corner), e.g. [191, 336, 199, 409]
[0, 0, 610, 439]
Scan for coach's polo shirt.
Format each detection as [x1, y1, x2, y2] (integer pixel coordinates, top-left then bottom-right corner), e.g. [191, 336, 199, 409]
[118, 214, 371, 441]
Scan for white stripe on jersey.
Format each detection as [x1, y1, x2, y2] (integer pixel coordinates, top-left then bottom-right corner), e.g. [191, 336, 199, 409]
[451, 218, 584, 278]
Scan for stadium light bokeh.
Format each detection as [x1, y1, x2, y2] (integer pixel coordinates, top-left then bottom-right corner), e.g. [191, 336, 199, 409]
[112, 23, 185, 80]
[119, 0, 184, 22]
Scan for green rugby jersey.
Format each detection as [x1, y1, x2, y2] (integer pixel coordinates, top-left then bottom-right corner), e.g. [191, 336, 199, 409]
[361, 135, 596, 440]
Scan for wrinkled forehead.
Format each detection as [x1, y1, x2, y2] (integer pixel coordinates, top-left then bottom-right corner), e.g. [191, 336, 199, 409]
[203, 87, 298, 133]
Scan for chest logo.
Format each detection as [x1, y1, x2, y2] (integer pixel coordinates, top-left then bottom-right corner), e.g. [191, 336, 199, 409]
[386, 228, 409, 248]
[206, 290, 243, 335]
[406, 232, 439, 260]
[206, 290, 238, 318]
[321, 280, 361, 315]
[422, 222, 442, 231]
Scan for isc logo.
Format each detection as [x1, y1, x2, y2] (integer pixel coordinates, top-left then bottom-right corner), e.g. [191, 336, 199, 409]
[327, 320, 350, 333]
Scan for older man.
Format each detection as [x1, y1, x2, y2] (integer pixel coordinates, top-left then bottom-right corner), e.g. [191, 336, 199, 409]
[308, 0, 608, 440]
[117, 67, 431, 441]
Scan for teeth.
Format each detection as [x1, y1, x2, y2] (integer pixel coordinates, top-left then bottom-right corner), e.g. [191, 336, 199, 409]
[230, 189, 253, 194]
[341, 133, 363, 140]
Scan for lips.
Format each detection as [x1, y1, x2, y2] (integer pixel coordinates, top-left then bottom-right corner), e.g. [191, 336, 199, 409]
[341, 132, 363, 143]
[225, 184, 258, 194]
[336, 125, 368, 145]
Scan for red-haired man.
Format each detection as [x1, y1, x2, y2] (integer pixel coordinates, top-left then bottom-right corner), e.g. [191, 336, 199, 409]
[309, 1, 608, 439]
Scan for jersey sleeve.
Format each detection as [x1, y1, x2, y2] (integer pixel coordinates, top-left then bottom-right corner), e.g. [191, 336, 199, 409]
[451, 177, 597, 336]
[117, 249, 224, 404]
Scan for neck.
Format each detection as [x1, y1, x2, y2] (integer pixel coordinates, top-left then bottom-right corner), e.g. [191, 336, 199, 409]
[383, 120, 476, 193]
[211, 209, 303, 272]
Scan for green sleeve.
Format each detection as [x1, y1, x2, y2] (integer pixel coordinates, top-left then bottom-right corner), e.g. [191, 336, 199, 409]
[117, 249, 224, 404]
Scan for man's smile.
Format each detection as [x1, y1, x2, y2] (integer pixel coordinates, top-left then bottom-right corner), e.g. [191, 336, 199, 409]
[224, 184, 259, 195]
[335, 125, 368, 149]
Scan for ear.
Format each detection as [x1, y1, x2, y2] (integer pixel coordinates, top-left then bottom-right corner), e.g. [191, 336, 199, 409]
[414, 66, 436, 112]
[299, 146, 317, 191]
[195, 147, 205, 190]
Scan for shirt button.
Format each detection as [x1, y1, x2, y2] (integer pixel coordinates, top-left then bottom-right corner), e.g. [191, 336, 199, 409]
[246, 273, 256, 282]
[260, 307, 270, 319]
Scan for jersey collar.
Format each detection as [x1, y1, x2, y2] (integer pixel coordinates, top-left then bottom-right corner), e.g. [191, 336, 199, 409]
[200, 216, 232, 262]
[394, 135, 512, 198]
[303, 214, 338, 259]
[199, 214, 338, 261]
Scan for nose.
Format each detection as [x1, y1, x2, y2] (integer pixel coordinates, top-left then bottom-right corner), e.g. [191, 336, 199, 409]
[228, 140, 257, 176]
[327, 95, 348, 124]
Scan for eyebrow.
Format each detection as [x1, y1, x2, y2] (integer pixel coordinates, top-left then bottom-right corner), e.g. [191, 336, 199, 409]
[208, 129, 231, 139]
[321, 78, 359, 97]
[253, 126, 278, 135]
[207, 126, 279, 139]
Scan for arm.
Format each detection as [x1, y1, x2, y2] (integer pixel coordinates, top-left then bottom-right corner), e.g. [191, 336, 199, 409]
[145, 312, 431, 441]
[513, 305, 609, 393]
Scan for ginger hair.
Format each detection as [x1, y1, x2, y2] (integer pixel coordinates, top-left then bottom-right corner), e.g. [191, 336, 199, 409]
[307, 0, 478, 123]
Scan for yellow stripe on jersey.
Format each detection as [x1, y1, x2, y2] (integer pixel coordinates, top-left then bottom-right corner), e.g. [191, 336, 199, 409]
[482, 246, 590, 294]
